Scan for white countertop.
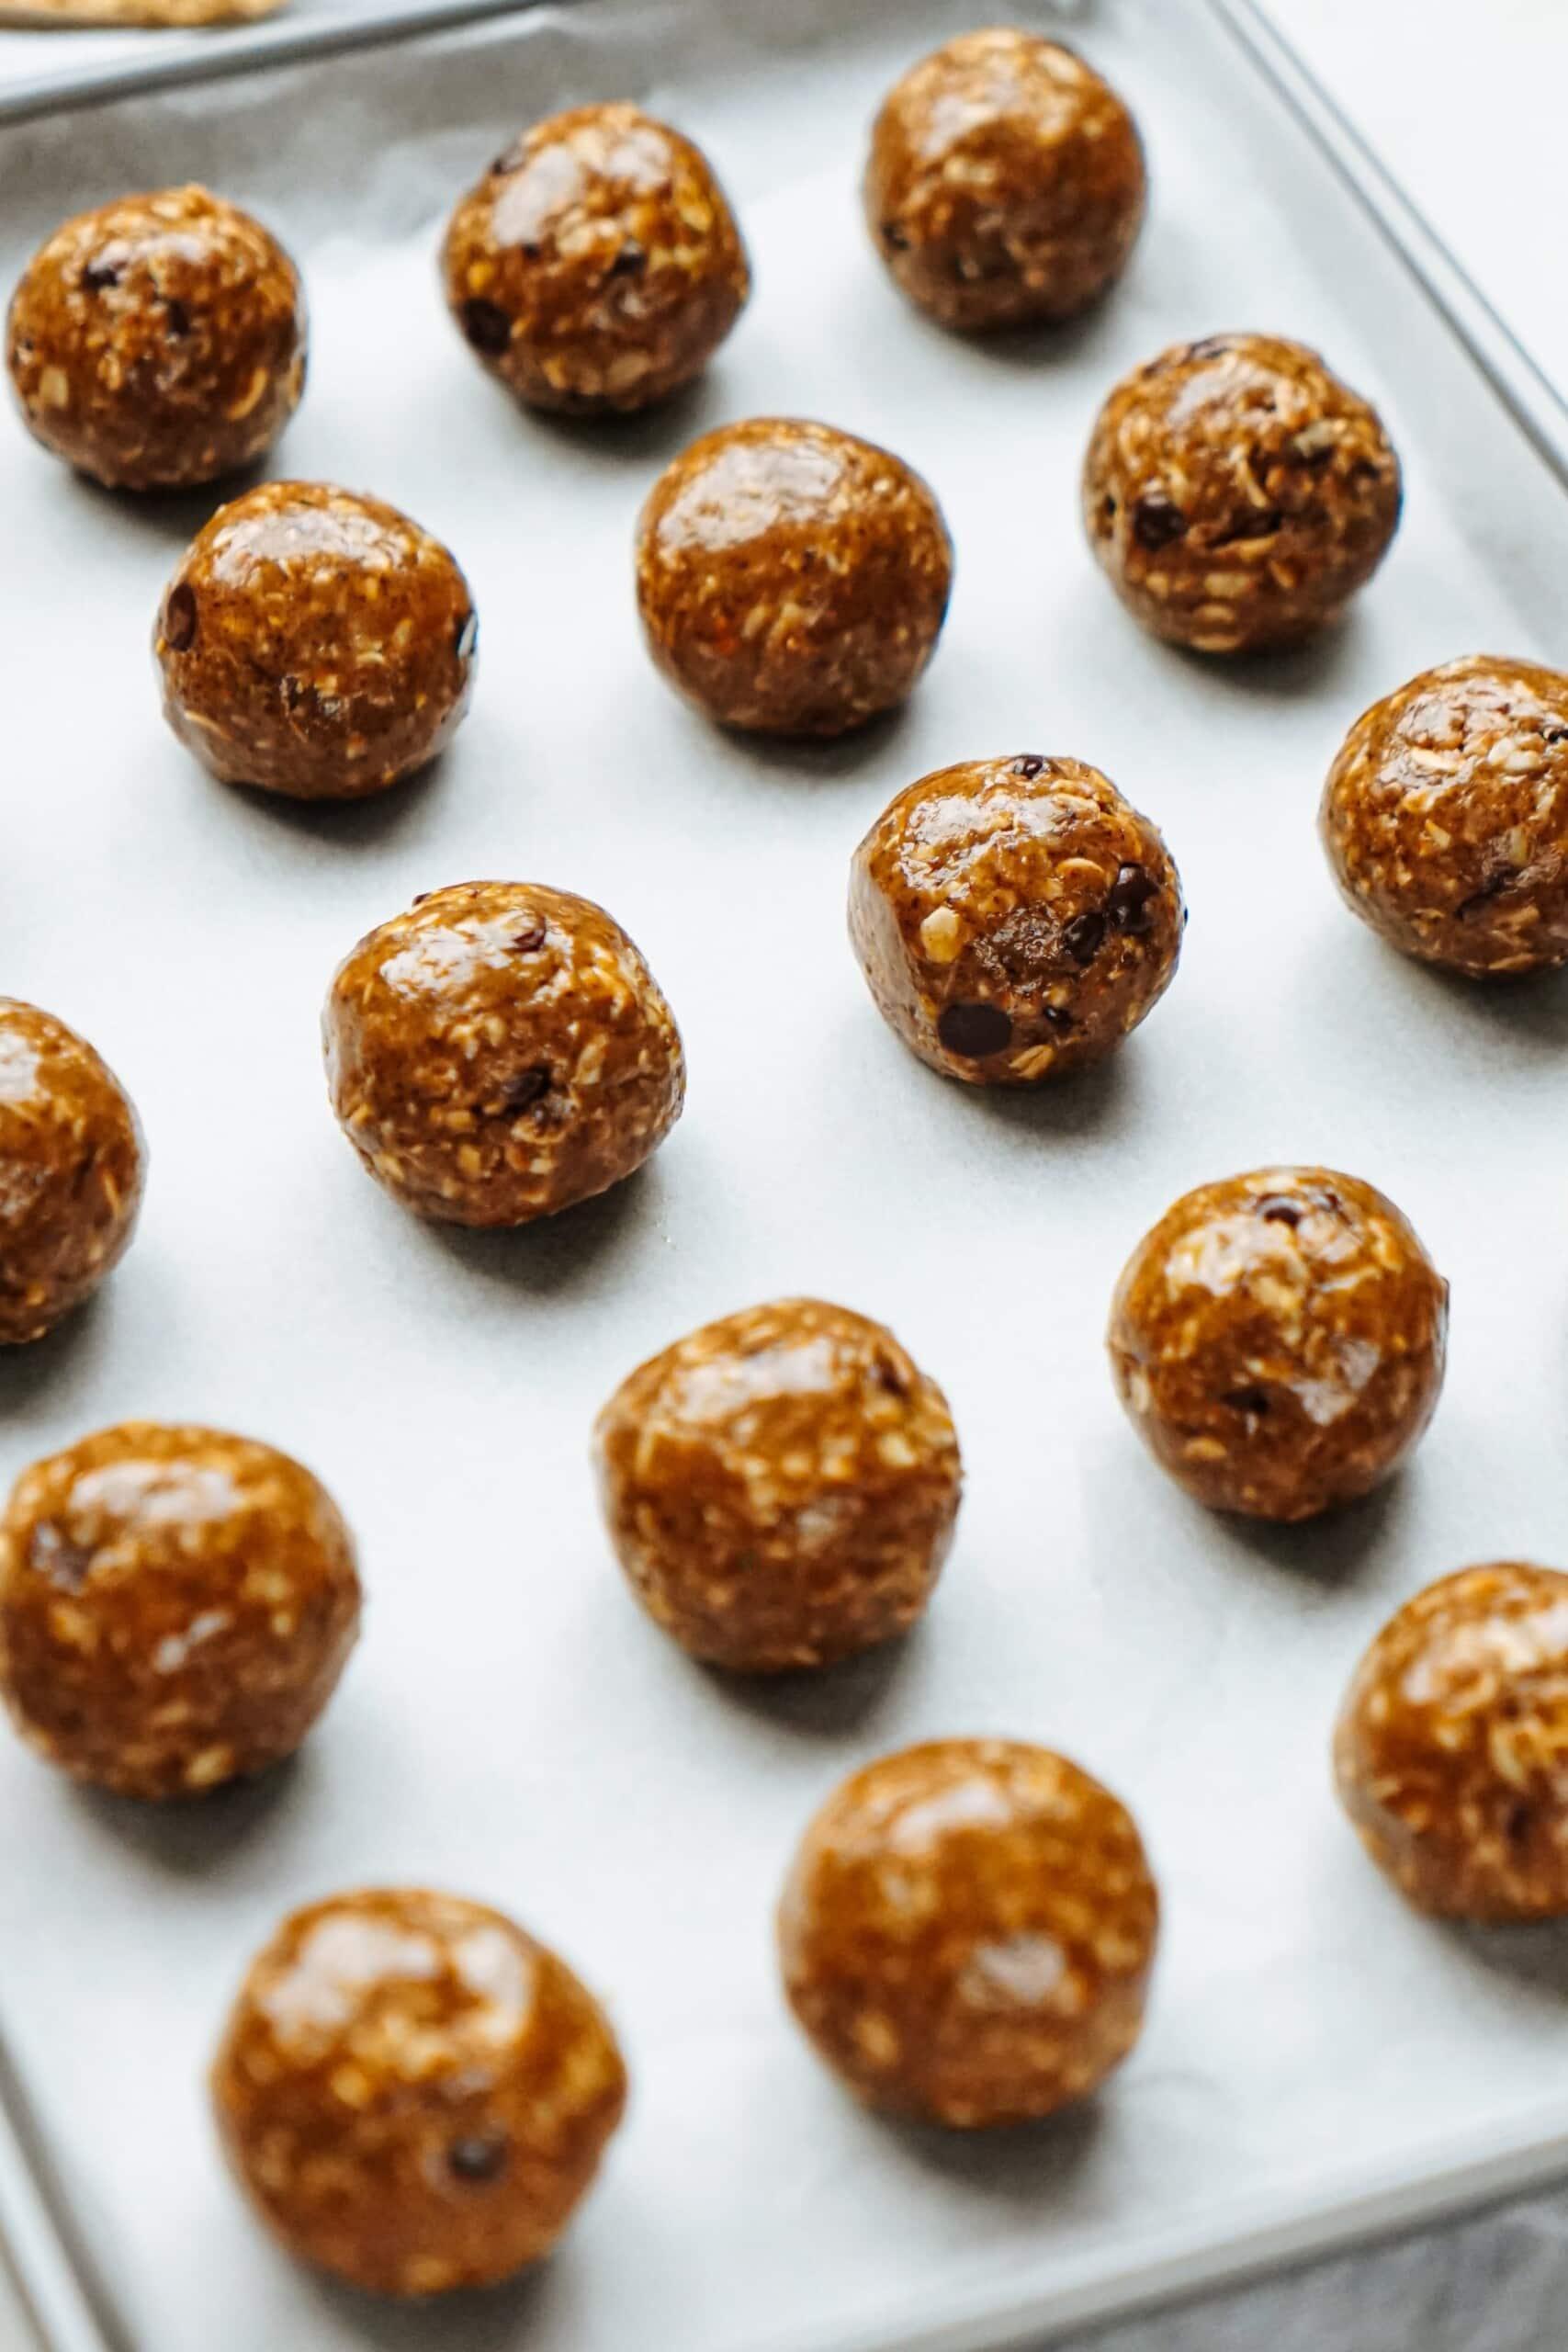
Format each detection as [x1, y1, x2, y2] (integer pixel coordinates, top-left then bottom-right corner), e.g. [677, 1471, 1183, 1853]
[0, 5, 1561, 2350]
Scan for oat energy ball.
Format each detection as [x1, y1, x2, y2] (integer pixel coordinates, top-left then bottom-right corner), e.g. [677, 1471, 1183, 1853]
[213, 1888, 626, 2295]
[850, 753, 1182, 1084]
[636, 417, 953, 735]
[6, 186, 304, 491]
[443, 104, 749, 415]
[1083, 334, 1402, 655]
[865, 29, 1146, 334]
[155, 482, 475, 800]
[1335, 1564, 1568, 1921]
[0, 1000, 144, 1345]
[779, 1739, 1158, 2127]
[325, 880, 683, 1227]
[0, 1422, 359, 1799]
[594, 1298, 961, 1673]
[1321, 655, 1568, 978]
[1108, 1168, 1448, 1521]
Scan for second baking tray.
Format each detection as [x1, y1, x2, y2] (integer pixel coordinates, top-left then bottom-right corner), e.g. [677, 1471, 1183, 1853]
[4, 2, 1568, 2347]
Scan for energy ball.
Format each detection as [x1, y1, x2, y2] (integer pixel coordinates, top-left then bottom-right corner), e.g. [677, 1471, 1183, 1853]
[443, 104, 750, 415]
[324, 880, 684, 1227]
[155, 481, 476, 799]
[1335, 1563, 1568, 1921]
[864, 29, 1146, 334]
[1321, 655, 1568, 978]
[1083, 334, 1402, 655]
[849, 753, 1183, 1085]
[212, 1888, 626, 2296]
[594, 1297, 961, 1673]
[1108, 1167, 1448, 1522]
[779, 1739, 1158, 2127]
[6, 185, 304, 491]
[0, 1422, 359, 1799]
[0, 999, 144, 1345]
[635, 417, 953, 735]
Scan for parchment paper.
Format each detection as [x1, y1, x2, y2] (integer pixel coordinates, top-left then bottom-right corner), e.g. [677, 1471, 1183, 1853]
[2, 4, 1568, 2348]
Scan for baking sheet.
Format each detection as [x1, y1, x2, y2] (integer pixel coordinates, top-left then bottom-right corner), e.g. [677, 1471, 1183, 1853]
[3, 2, 1568, 2348]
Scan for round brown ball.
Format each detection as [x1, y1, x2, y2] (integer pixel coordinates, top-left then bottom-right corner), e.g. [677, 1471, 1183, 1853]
[155, 481, 475, 799]
[1083, 334, 1402, 655]
[635, 416, 953, 735]
[6, 185, 304, 492]
[864, 28, 1146, 334]
[849, 753, 1183, 1085]
[324, 880, 684, 1227]
[0, 1421, 360, 1799]
[443, 104, 749, 415]
[1321, 655, 1568, 978]
[0, 998, 144, 1344]
[1107, 1167, 1448, 1522]
[212, 1887, 626, 2296]
[1335, 1564, 1568, 1921]
[594, 1297, 961, 1673]
[779, 1739, 1158, 2127]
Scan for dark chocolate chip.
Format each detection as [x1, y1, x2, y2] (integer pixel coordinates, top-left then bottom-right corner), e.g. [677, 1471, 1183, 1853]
[608, 243, 647, 277]
[1013, 755, 1045, 778]
[1108, 864, 1158, 933]
[412, 891, 435, 906]
[461, 299, 513, 356]
[519, 241, 543, 263]
[880, 220, 910, 252]
[81, 257, 119, 292]
[1062, 910, 1106, 966]
[491, 142, 525, 175]
[510, 922, 546, 953]
[163, 582, 197, 652]
[1456, 870, 1516, 920]
[447, 2136, 508, 2183]
[280, 675, 306, 713]
[455, 610, 479, 662]
[1100, 493, 1117, 525]
[164, 298, 191, 338]
[873, 1357, 909, 1397]
[1224, 1386, 1272, 1418]
[1186, 335, 1234, 362]
[937, 1001, 1012, 1058]
[1543, 724, 1568, 747]
[1041, 1004, 1075, 1032]
[1505, 1800, 1535, 1847]
[1257, 1195, 1303, 1227]
[1131, 492, 1188, 551]
[502, 1066, 551, 1112]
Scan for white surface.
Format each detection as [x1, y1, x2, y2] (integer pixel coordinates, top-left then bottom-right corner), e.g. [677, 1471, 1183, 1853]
[3, 3, 1568, 2351]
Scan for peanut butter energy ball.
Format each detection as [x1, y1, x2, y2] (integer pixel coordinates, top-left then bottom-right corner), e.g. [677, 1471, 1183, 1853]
[0, 999, 144, 1344]
[443, 104, 750, 414]
[849, 753, 1182, 1084]
[636, 417, 953, 735]
[594, 1297, 961, 1673]
[1321, 655, 1568, 978]
[779, 1739, 1158, 2127]
[1335, 1564, 1568, 1921]
[0, 1422, 359, 1799]
[1083, 334, 1402, 654]
[155, 481, 476, 799]
[213, 1888, 626, 2296]
[865, 29, 1146, 333]
[324, 880, 684, 1227]
[1108, 1167, 1448, 1522]
[6, 186, 304, 490]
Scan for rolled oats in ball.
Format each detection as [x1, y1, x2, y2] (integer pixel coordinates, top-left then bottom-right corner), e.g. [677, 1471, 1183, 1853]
[1107, 1166, 1448, 1521]
[6, 184, 305, 491]
[594, 1297, 961, 1673]
[865, 28, 1146, 333]
[324, 880, 684, 1227]
[156, 481, 476, 799]
[849, 753, 1183, 1084]
[443, 103, 749, 414]
[1083, 334, 1402, 654]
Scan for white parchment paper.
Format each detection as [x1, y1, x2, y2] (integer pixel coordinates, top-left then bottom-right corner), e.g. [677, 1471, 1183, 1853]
[3, 4, 1568, 2348]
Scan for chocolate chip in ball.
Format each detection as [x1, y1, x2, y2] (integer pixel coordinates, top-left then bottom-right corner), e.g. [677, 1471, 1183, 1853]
[1257, 1195, 1303, 1228]
[1108, 864, 1158, 933]
[510, 922, 546, 954]
[880, 220, 910, 252]
[80, 257, 120, 292]
[937, 1001, 1013, 1058]
[455, 609, 479, 662]
[461, 299, 513, 356]
[1131, 492, 1188, 551]
[608, 243, 647, 278]
[1062, 910, 1106, 966]
[164, 582, 197, 652]
[446, 2135, 509, 2184]
[164, 298, 192, 338]
[502, 1067, 551, 1113]
[1224, 1386, 1272, 1419]
[1013, 754, 1045, 778]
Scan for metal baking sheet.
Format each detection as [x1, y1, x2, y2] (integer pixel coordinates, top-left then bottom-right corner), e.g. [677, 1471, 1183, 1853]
[3, 3, 1568, 2348]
